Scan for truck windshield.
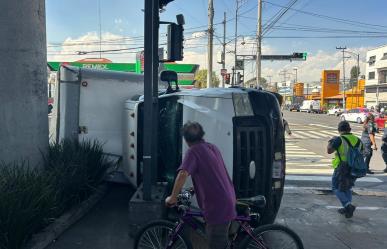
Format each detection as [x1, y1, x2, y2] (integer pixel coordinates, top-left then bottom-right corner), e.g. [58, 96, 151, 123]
[232, 93, 254, 116]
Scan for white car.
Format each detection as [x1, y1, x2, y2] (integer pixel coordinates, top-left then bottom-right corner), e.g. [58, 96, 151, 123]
[327, 107, 343, 116]
[340, 108, 370, 124]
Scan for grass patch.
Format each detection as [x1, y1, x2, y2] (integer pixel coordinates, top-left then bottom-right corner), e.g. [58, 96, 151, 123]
[0, 139, 113, 249]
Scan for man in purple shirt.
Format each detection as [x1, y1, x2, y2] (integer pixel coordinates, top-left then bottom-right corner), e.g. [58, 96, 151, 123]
[165, 121, 237, 249]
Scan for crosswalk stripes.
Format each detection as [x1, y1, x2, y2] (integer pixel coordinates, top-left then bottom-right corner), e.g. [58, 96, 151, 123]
[285, 143, 333, 175]
[287, 123, 383, 141]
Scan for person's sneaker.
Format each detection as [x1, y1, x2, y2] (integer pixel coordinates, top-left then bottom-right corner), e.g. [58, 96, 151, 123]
[338, 208, 346, 215]
[367, 170, 374, 174]
[345, 204, 356, 218]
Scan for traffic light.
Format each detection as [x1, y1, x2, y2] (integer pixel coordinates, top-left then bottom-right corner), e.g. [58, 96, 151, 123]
[167, 23, 184, 61]
[159, 0, 175, 9]
[225, 73, 231, 85]
[236, 72, 244, 85]
[293, 52, 307, 60]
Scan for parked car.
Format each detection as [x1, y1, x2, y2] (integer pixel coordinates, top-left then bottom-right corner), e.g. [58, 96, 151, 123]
[340, 108, 370, 124]
[300, 100, 321, 113]
[327, 106, 343, 116]
[375, 113, 387, 131]
[289, 104, 300, 112]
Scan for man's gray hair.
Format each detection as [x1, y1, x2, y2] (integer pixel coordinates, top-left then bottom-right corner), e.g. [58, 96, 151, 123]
[181, 121, 205, 143]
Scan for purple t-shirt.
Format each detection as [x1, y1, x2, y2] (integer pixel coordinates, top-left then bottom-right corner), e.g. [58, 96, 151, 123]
[179, 140, 237, 225]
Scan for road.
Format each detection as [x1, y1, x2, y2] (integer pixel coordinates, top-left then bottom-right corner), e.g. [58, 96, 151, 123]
[283, 110, 387, 192]
[47, 111, 387, 249]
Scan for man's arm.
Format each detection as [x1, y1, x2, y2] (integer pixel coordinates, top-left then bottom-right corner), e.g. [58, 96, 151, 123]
[327, 143, 335, 154]
[165, 170, 189, 206]
[327, 136, 340, 154]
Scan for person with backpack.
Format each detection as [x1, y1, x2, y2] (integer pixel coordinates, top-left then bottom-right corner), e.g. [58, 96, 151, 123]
[327, 121, 365, 218]
[361, 113, 378, 174]
[380, 122, 387, 173]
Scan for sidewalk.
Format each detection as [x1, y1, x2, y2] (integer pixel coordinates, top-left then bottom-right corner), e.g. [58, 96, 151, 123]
[47, 185, 387, 249]
[278, 188, 387, 249]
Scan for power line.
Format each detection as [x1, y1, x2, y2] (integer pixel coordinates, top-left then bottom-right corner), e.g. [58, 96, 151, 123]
[262, 0, 298, 36]
[263, 0, 387, 31]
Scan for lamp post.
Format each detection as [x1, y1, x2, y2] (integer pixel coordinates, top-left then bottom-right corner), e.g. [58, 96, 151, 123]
[293, 67, 298, 84]
[344, 50, 360, 109]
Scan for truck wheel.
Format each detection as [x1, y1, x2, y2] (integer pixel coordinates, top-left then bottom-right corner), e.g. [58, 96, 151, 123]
[357, 117, 362, 124]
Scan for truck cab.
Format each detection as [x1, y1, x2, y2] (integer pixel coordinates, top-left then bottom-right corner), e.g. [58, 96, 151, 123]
[53, 66, 286, 224]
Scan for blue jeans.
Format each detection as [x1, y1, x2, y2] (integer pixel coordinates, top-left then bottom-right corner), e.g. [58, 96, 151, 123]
[332, 169, 352, 207]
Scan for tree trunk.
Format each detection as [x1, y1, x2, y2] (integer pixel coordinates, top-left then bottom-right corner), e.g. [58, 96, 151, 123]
[0, 0, 48, 166]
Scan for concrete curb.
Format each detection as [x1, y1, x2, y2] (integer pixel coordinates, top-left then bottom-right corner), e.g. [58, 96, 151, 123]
[25, 184, 109, 249]
[284, 186, 387, 197]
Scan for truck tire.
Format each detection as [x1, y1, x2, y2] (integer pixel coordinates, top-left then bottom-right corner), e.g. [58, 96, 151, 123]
[357, 117, 362, 124]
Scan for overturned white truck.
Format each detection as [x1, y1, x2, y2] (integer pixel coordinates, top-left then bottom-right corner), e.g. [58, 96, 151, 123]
[51, 65, 286, 225]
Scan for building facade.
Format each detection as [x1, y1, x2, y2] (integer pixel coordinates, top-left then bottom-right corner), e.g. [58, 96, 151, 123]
[365, 44, 387, 108]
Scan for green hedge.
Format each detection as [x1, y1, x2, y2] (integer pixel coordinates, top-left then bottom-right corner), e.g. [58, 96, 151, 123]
[0, 140, 112, 249]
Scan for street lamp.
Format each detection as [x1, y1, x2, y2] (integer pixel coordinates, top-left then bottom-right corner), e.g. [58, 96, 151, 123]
[344, 50, 360, 109]
[293, 67, 298, 83]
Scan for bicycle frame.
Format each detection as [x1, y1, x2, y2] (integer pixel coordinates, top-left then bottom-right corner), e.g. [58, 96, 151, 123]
[166, 208, 267, 249]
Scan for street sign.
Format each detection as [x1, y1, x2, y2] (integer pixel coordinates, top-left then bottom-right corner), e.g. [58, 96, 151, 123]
[221, 69, 227, 76]
[235, 60, 244, 70]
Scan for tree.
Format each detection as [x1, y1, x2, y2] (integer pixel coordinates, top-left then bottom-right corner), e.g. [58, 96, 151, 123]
[194, 69, 220, 88]
[349, 66, 360, 88]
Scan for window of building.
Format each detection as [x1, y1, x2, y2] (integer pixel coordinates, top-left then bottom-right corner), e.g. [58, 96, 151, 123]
[379, 70, 387, 84]
[369, 71, 375, 80]
[369, 56, 376, 66]
[382, 53, 387, 60]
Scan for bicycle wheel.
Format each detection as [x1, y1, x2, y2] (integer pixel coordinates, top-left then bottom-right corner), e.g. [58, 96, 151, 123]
[239, 224, 304, 249]
[134, 220, 193, 249]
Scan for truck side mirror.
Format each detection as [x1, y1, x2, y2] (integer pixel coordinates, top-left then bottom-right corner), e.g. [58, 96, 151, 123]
[160, 70, 179, 93]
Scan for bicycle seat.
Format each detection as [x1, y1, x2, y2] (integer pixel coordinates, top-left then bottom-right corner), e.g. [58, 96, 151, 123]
[237, 195, 266, 209]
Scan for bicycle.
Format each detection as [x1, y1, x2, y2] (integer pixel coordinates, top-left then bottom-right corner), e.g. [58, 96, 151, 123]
[134, 189, 304, 249]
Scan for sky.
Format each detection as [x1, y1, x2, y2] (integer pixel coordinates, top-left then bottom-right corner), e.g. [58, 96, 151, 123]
[46, 0, 387, 84]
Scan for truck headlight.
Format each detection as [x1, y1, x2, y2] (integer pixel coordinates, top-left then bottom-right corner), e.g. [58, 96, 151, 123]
[272, 160, 284, 179]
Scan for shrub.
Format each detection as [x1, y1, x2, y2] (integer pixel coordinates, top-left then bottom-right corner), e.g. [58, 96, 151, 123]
[44, 139, 112, 214]
[0, 163, 56, 249]
[0, 139, 112, 249]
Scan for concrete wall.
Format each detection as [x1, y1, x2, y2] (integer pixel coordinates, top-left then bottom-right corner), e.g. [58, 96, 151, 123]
[0, 0, 48, 166]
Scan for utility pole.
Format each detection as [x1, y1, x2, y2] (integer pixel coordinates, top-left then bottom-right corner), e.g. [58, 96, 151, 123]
[293, 67, 298, 83]
[256, 0, 263, 88]
[0, 0, 48, 166]
[279, 70, 288, 104]
[336, 46, 347, 109]
[207, 0, 214, 88]
[222, 12, 226, 88]
[233, 0, 240, 86]
[143, 0, 160, 200]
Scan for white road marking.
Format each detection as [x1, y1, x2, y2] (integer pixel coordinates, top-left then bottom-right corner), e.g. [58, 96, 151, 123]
[326, 206, 387, 210]
[298, 132, 320, 139]
[286, 151, 316, 155]
[286, 168, 333, 174]
[319, 130, 338, 137]
[310, 124, 337, 129]
[286, 163, 331, 167]
[286, 175, 383, 183]
[286, 154, 324, 158]
[308, 130, 328, 137]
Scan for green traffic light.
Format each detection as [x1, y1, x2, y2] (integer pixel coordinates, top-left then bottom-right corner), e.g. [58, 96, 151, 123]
[303, 52, 307, 60]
